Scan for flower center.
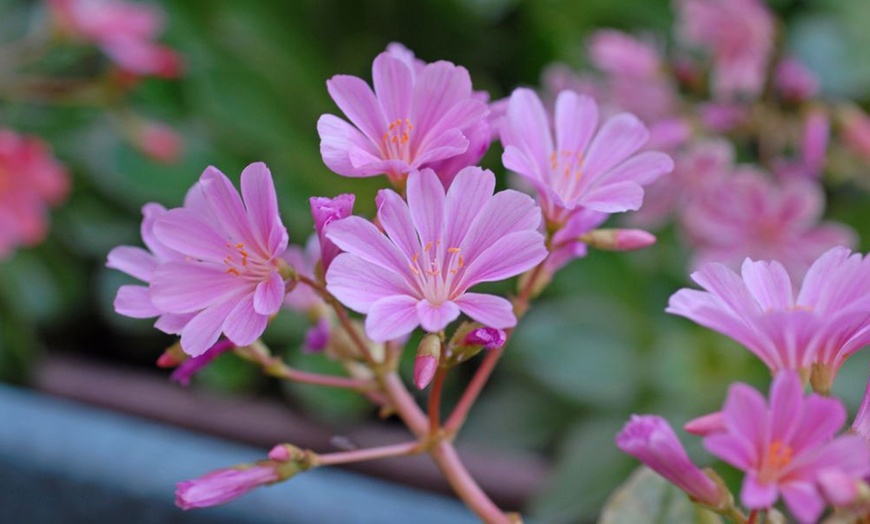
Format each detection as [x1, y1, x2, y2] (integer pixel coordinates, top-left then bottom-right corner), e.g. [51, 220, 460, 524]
[759, 440, 793, 483]
[407, 240, 465, 302]
[381, 119, 414, 162]
[224, 242, 249, 276]
[548, 149, 587, 205]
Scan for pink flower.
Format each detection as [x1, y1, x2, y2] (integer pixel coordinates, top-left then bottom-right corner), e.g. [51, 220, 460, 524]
[49, 0, 181, 78]
[667, 247, 870, 377]
[775, 58, 820, 103]
[588, 30, 662, 78]
[616, 415, 725, 507]
[132, 120, 183, 164]
[840, 107, 870, 163]
[0, 129, 69, 258]
[676, 0, 774, 100]
[684, 170, 856, 278]
[106, 202, 194, 333]
[775, 110, 830, 181]
[317, 49, 488, 185]
[500, 88, 673, 224]
[703, 372, 870, 523]
[149, 163, 289, 356]
[176, 463, 280, 510]
[309, 194, 354, 273]
[851, 364, 870, 443]
[325, 167, 547, 342]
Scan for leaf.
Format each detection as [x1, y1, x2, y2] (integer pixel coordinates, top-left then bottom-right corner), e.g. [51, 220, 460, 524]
[599, 467, 723, 524]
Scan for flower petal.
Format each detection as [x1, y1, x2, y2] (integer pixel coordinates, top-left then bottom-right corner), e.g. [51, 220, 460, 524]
[555, 91, 598, 157]
[107, 246, 157, 282]
[180, 298, 240, 357]
[443, 166, 496, 249]
[406, 169, 446, 247]
[114, 285, 161, 318]
[454, 293, 516, 329]
[326, 74, 387, 145]
[253, 271, 285, 315]
[223, 295, 268, 347]
[459, 230, 547, 288]
[240, 162, 286, 255]
[416, 300, 461, 332]
[317, 114, 383, 177]
[365, 295, 420, 342]
[583, 113, 648, 180]
[326, 253, 417, 312]
[372, 52, 414, 123]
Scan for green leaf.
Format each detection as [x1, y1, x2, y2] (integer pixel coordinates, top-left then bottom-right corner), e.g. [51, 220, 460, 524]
[599, 467, 723, 524]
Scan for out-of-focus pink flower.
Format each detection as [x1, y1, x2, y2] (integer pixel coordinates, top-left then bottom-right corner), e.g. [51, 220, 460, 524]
[106, 202, 194, 333]
[317, 48, 488, 186]
[282, 236, 331, 353]
[698, 102, 750, 132]
[588, 30, 662, 78]
[325, 167, 546, 342]
[668, 247, 870, 377]
[840, 107, 870, 163]
[775, 58, 820, 103]
[775, 110, 830, 181]
[49, 0, 182, 78]
[132, 120, 183, 163]
[684, 169, 856, 278]
[500, 88, 673, 223]
[170, 339, 235, 386]
[851, 364, 870, 443]
[0, 129, 69, 258]
[676, 0, 774, 100]
[149, 163, 290, 356]
[629, 138, 733, 229]
[703, 372, 870, 523]
[176, 463, 281, 510]
[684, 412, 725, 437]
[616, 415, 725, 507]
[310, 194, 354, 274]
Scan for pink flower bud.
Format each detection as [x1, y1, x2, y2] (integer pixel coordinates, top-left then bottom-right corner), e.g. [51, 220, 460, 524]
[175, 464, 280, 510]
[684, 412, 725, 436]
[310, 194, 355, 272]
[464, 327, 506, 350]
[170, 340, 234, 386]
[135, 121, 183, 164]
[302, 317, 330, 353]
[617, 415, 725, 507]
[614, 229, 656, 251]
[413, 355, 437, 390]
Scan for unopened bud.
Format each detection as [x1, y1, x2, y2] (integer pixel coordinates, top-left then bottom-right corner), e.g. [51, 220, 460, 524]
[414, 334, 441, 390]
[465, 327, 507, 350]
[268, 444, 304, 463]
[578, 228, 656, 251]
[157, 341, 188, 368]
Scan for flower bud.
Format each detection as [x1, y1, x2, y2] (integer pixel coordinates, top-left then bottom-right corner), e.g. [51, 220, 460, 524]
[175, 463, 282, 510]
[465, 327, 506, 350]
[578, 228, 656, 252]
[170, 340, 235, 386]
[310, 194, 355, 273]
[616, 415, 726, 508]
[414, 334, 441, 390]
[156, 341, 188, 368]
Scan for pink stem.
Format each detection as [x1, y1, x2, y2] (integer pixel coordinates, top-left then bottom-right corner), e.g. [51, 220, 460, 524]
[430, 441, 511, 524]
[444, 348, 503, 434]
[317, 441, 421, 466]
[272, 365, 376, 390]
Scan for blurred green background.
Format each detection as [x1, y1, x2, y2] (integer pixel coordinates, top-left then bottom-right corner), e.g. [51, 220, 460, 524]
[2, 0, 870, 522]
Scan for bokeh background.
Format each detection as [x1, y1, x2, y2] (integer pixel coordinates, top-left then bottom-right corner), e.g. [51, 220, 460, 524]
[3, 0, 870, 522]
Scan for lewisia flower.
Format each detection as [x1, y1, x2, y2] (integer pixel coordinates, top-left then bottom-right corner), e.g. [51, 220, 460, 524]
[675, 0, 774, 100]
[149, 163, 290, 356]
[309, 194, 354, 273]
[667, 247, 870, 379]
[500, 88, 673, 224]
[106, 202, 193, 333]
[617, 415, 725, 507]
[0, 129, 69, 258]
[703, 372, 870, 523]
[48, 0, 181, 78]
[317, 48, 489, 185]
[684, 169, 856, 279]
[325, 167, 547, 342]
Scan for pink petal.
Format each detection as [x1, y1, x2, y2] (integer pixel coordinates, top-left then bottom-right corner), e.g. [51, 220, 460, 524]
[199, 166, 252, 244]
[704, 433, 755, 470]
[154, 312, 194, 334]
[443, 167, 495, 249]
[741, 259, 794, 311]
[372, 52, 413, 123]
[223, 296, 268, 347]
[375, 189, 419, 260]
[365, 295, 420, 342]
[583, 113, 648, 179]
[580, 181, 645, 213]
[599, 151, 673, 186]
[780, 482, 824, 524]
[151, 262, 242, 313]
[317, 114, 383, 177]
[416, 300, 461, 332]
[326, 253, 416, 312]
[253, 271, 284, 315]
[326, 74, 387, 145]
[690, 263, 762, 316]
[502, 88, 552, 179]
[180, 298, 240, 357]
[740, 472, 779, 510]
[459, 189, 542, 264]
[406, 169, 446, 246]
[791, 395, 847, 451]
[107, 246, 157, 282]
[555, 91, 598, 156]
[502, 145, 545, 186]
[114, 285, 161, 318]
[723, 383, 768, 453]
[769, 371, 803, 443]
[459, 230, 547, 288]
[154, 208, 229, 263]
[416, 99, 487, 158]
[454, 293, 516, 329]
[796, 246, 851, 307]
[240, 162, 286, 255]
[325, 215, 414, 278]
[412, 128, 468, 167]
[411, 61, 473, 142]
